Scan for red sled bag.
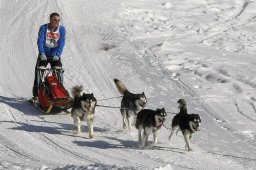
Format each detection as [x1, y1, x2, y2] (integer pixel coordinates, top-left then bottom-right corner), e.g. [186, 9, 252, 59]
[38, 75, 71, 113]
[45, 76, 69, 100]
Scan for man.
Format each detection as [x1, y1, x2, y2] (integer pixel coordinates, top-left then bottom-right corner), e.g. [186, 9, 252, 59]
[32, 12, 66, 102]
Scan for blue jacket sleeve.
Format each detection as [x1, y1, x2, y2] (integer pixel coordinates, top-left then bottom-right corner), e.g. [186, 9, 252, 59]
[37, 25, 46, 55]
[55, 26, 66, 57]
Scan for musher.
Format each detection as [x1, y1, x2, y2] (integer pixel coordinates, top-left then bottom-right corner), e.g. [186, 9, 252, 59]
[32, 12, 66, 102]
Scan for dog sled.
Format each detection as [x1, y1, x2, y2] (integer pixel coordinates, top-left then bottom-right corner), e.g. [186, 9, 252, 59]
[34, 66, 72, 113]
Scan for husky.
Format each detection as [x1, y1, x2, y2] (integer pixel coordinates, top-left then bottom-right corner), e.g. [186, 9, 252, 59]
[168, 99, 188, 140]
[114, 79, 147, 130]
[168, 99, 201, 151]
[71, 85, 97, 138]
[135, 108, 167, 146]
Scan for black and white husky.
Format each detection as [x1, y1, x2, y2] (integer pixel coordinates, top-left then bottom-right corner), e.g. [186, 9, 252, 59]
[168, 99, 201, 151]
[71, 85, 97, 138]
[114, 79, 147, 130]
[135, 108, 167, 146]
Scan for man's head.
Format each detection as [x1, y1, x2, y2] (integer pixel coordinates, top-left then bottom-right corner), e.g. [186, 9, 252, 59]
[49, 13, 60, 30]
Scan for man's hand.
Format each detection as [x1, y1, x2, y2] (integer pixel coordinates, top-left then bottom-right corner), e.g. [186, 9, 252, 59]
[53, 56, 59, 61]
[40, 54, 47, 61]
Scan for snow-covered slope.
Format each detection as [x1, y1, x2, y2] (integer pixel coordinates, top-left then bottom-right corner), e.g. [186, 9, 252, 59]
[0, 0, 255, 169]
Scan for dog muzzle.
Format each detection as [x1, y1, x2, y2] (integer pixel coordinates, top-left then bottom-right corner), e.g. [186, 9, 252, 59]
[192, 124, 199, 132]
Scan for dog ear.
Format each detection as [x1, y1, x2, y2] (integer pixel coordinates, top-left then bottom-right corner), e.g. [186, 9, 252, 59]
[197, 114, 201, 121]
[142, 92, 145, 95]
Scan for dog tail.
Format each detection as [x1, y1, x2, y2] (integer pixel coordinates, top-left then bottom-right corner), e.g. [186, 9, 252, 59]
[113, 79, 127, 95]
[177, 99, 186, 107]
[71, 85, 84, 97]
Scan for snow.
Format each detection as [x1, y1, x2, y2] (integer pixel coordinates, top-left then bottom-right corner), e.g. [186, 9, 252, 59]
[0, 0, 256, 169]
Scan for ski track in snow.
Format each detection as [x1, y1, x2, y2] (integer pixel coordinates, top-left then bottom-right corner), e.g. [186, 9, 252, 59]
[0, 0, 256, 169]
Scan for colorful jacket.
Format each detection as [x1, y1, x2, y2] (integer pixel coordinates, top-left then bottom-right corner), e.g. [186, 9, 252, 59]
[37, 24, 66, 57]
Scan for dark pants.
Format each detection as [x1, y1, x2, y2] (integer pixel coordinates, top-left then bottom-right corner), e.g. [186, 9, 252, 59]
[32, 55, 63, 97]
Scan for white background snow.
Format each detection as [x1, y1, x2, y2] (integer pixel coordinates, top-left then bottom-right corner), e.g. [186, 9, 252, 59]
[0, 0, 256, 169]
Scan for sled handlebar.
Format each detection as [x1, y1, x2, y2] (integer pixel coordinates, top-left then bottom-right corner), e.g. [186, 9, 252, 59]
[37, 66, 62, 71]
[37, 67, 50, 71]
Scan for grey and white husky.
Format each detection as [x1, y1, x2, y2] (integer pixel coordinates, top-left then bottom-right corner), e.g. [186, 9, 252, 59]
[168, 99, 201, 151]
[135, 108, 167, 146]
[71, 85, 97, 138]
[114, 79, 147, 130]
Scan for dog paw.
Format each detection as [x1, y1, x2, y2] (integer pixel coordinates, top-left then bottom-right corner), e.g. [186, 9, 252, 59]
[185, 145, 192, 151]
[89, 134, 94, 138]
[74, 132, 80, 136]
[138, 144, 145, 149]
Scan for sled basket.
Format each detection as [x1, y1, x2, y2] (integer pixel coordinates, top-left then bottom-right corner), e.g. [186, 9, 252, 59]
[45, 75, 69, 100]
[38, 75, 72, 113]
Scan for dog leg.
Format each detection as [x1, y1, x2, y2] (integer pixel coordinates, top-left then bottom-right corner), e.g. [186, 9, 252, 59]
[183, 130, 192, 151]
[138, 126, 143, 145]
[143, 127, 151, 146]
[73, 115, 81, 134]
[126, 114, 132, 130]
[144, 134, 149, 146]
[142, 134, 149, 146]
[168, 125, 178, 141]
[87, 115, 94, 138]
[131, 114, 136, 127]
[121, 110, 127, 129]
[76, 118, 81, 134]
[153, 129, 159, 145]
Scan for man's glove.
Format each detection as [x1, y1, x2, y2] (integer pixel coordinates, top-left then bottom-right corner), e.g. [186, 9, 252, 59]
[53, 56, 60, 61]
[40, 54, 47, 61]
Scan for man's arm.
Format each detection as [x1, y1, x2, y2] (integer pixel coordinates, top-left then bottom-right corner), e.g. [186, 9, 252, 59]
[56, 26, 66, 57]
[37, 25, 46, 55]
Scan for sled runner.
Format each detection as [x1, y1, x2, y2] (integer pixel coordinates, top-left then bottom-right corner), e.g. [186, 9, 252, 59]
[34, 67, 72, 113]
